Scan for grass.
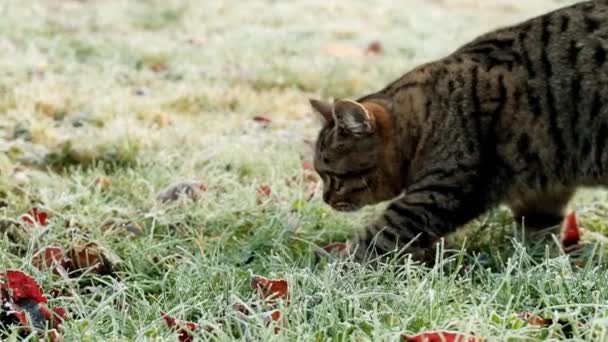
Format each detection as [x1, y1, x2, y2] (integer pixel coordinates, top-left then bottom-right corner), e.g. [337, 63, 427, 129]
[2, 0, 608, 340]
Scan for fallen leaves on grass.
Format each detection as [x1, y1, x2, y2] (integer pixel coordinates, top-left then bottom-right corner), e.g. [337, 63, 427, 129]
[285, 161, 319, 201]
[561, 212, 581, 250]
[256, 185, 272, 203]
[93, 176, 112, 191]
[232, 300, 284, 334]
[21, 208, 48, 226]
[160, 276, 288, 338]
[315, 242, 350, 262]
[266, 309, 282, 334]
[325, 41, 384, 58]
[1, 270, 47, 304]
[32, 242, 120, 276]
[249, 275, 289, 333]
[150, 62, 169, 73]
[365, 41, 384, 55]
[161, 312, 198, 342]
[31, 245, 69, 271]
[402, 331, 485, 342]
[252, 115, 272, 126]
[157, 181, 207, 204]
[0, 270, 66, 339]
[67, 242, 119, 276]
[250, 275, 289, 303]
[519, 312, 549, 326]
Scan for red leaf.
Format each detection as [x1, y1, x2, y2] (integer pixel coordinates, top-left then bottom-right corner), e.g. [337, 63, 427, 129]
[402, 331, 485, 342]
[0, 270, 66, 339]
[53, 307, 67, 319]
[94, 176, 112, 191]
[162, 312, 198, 342]
[256, 185, 272, 203]
[250, 276, 289, 302]
[39, 305, 66, 328]
[268, 309, 282, 322]
[561, 212, 581, 249]
[32, 245, 68, 271]
[322, 242, 349, 254]
[253, 115, 272, 125]
[0, 270, 47, 304]
[315, 242, 350, 262]
[22, 208, 48, 226]
[267, 309, 282, 334]
[365, 41, 384, 55]
[519, 312, 549, 326]
[12, 309, 29, 326]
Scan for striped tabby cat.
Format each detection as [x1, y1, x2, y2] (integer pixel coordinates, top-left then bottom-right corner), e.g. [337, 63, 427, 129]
[310, 0, 608, 262]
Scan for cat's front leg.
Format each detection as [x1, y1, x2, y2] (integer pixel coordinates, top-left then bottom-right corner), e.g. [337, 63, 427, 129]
[349, 187, 487, 264]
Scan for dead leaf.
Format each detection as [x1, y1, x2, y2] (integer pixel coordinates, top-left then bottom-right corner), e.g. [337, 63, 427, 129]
[315, 242, 350, 261]
[150, 62, 169, 73]
[0, 270, 47, 304]
[519, 312, 549, 326]
[21, 208, 48, 226]
[402, 331, 485, 342]
[157, 181, 207, 204]
[185, 37, 207, 46]
[161, 312, 197, 342]
[561, 212, 581, 251]
[253, 115, 272, 126]
[250, 275, 289, 303]
[31, 245, 69, 271]
[66, 242, 120, 275]
[0, 270, 66, 339]
[285, 161, 319, 201]
[230, 301, 282, 334]
[266, 309, 282, 334]
[256, 185, 272, 203]
[365, 41, 384, 55]
[94, 176, 112, 191]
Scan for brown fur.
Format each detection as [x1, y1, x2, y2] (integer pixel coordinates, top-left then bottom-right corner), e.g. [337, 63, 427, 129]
[310, 0, 608, 262]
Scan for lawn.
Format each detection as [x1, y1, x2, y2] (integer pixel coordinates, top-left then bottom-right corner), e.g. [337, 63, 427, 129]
[2, 0, 608, 340]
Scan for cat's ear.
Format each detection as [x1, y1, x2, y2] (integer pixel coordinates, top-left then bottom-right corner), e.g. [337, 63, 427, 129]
[309, 99, 334, 124]
[333, 99, 374, 135]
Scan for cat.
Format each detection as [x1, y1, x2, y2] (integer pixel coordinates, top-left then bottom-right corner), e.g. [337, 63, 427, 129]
[309, 0, 608, 262]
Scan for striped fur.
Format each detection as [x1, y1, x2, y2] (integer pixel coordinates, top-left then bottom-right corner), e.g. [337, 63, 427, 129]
[310, 0, 608, 263]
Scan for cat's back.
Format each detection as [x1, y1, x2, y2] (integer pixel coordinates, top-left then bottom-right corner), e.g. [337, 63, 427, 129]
[451, 0, 608, 185]
[457, 0, 608, 76]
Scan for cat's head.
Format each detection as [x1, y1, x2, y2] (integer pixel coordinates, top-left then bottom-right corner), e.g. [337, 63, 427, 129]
[309, 97, 405, 212]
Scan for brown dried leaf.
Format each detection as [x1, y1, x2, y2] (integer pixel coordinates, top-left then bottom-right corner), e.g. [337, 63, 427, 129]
[157, 181, 207, 204]
[66, 242, 120, 275]
[94, 176, 112, 191]
[250, 275, 289, 303]
[365, 41, 384, 55]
